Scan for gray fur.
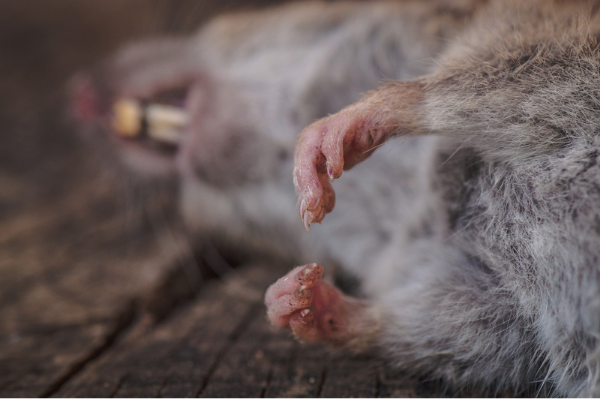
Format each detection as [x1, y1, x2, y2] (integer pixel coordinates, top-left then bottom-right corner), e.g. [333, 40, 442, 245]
[78, 0, 600, 396]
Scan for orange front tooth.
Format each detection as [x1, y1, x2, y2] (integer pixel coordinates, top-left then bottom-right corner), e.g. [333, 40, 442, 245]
[112, 99, 142, 138]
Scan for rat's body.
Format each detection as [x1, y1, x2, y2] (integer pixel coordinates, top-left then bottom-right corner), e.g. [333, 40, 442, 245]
[73, 0, 600, 396]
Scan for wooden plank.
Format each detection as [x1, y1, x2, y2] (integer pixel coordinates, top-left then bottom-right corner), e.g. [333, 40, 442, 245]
[319, 355, 379, 398]
[263, 342, 326, 398]
[0, 174, 194, 397]
[0, 183, 449, 398]
[52, 262, 450, 398]
[0, 178, 458, 398]
[199, 309, 285, 397]
[54, 265, 272, 397]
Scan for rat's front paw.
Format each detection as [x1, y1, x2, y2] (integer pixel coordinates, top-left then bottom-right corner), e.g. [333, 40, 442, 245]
[265, 263, 374, 347]
[293, 108, 378, 232]
[293, 82, 425, 232]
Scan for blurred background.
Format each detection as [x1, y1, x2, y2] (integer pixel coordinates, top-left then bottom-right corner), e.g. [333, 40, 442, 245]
[0, 0, 302, 219]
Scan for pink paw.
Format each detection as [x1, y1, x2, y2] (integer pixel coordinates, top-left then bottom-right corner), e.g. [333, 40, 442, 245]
[293, 81, 425, 232]
[265, 263, 324, 329]
[293, 104, 394, 233]
[265, 264, 368, 346]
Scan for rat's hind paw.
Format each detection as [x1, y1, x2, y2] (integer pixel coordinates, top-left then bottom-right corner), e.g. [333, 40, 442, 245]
[265, 263, 377, 347]
[265, 263, 324, 328]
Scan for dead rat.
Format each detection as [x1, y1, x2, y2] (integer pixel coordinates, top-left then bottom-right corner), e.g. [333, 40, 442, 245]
[72, 0, 600, 396]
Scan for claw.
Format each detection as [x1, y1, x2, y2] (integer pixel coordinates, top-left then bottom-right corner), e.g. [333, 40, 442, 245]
[298, 268, 309, 281]
[298, 263, 321, 282]
[298, 198, 307, 219]
[303, 209, 313, 233]
[326, 162, 335, 182]
[294, 287, 312, 302]
[300, 307, 314, 319]
[295, 285, 307, 297]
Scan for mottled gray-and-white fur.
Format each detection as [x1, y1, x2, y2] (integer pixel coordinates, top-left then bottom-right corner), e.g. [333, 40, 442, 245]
[76, 0, 600, 396]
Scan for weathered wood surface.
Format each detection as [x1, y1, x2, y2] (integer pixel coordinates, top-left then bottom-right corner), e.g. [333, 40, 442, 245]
[0, 175, 186, 397]
[0, 179, 438, 397]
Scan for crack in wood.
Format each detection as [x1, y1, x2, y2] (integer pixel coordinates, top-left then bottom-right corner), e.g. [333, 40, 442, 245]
[375, 367, 382, 397]
[260, 368, 273, 398]
[316, 367, 327, 397]
[39, 301, 137, 398]
[195, 303, 263, 397]
[109, 374, 127, 398]
[155, 374, 169, 397]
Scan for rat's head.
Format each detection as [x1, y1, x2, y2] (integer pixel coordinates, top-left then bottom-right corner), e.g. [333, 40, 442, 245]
[69, 34, 296, 249]
[70, 32, 286, 185]
[70, 36, 204, 179]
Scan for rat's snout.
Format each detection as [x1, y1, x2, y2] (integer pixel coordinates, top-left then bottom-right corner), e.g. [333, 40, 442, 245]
[69, 69, 118, 124]
[69, 73, 103, 123]
[70, 64, 194, 160]
[110, 88, 189, 151]
[69, 37, 207, 177]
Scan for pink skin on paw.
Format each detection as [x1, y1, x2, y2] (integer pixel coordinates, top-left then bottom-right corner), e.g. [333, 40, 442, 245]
[265, 263, 324, 328]
[293, 107, 392, 232]
[265, 264, 368, 346]
[293, 81, 425, 232]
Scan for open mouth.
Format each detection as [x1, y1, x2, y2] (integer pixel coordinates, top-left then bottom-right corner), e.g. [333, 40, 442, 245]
[111, 87, 189, 155]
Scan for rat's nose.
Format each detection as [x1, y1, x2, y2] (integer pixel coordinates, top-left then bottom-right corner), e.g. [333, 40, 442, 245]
[69, 73, 101, 122]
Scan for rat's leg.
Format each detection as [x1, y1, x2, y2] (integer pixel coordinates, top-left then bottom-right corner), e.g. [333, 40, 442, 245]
[265, 264, 380, 349]
[294, 81, 426, 231]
